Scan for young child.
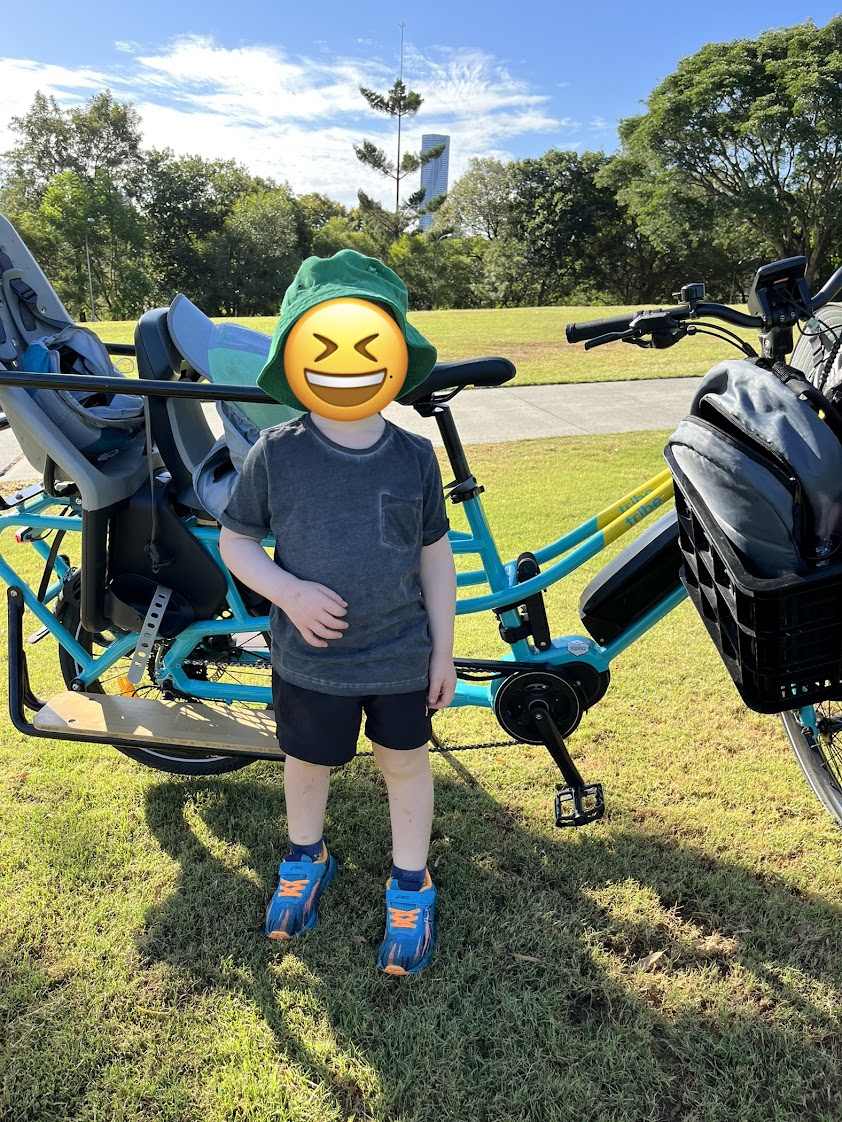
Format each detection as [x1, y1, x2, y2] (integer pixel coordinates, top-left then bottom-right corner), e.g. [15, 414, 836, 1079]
[218, 251, 457, 976]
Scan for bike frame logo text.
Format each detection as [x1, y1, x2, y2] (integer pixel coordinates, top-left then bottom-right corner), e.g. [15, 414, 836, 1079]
[624, 494, 663, 527]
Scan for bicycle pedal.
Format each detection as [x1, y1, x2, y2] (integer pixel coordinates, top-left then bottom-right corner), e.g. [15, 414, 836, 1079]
[26, 625, 49, 645]
[554, 782, 605, 827]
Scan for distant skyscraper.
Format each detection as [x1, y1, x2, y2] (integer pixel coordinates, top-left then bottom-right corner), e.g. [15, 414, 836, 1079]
[419, 135, 450, 231]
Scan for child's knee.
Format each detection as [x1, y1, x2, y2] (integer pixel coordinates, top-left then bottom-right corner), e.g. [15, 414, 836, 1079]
[283, 754, 332, 786]
[372, 741, 430, 779]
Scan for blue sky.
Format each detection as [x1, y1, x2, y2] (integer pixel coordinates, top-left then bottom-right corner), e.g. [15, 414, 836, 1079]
[3, 2, 840, 207]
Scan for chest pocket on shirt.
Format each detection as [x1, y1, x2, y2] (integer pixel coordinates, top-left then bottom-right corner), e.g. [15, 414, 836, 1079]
[381, 494, 422, 552]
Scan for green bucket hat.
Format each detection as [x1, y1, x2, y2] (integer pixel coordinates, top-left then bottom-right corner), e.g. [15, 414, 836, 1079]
[257, 249, 437, 410]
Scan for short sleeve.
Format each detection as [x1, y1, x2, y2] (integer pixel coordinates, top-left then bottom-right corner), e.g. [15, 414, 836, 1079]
[421, 446, 450, 546]
[218, 438, 272, 540]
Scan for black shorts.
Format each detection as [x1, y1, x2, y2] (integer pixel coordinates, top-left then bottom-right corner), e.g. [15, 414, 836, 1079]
[272, 671, 432, 767]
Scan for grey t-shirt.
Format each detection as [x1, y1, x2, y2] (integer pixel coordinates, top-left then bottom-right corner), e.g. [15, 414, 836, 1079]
[219, 414, 450, 695]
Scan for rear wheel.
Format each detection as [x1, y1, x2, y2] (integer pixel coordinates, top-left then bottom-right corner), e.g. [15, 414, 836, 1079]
[791, 302, 842, 399]
[56, 596, 260, 776]
[780, 706, 842, 827]
[780, 312, 842, 824]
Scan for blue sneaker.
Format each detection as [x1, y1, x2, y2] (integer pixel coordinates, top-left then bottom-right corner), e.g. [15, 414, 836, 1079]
[377, 870, 436, 976]
[265, 843, 336, 941]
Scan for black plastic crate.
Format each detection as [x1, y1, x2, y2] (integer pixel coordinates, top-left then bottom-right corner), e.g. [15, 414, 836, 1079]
[668, 460, 842, 714]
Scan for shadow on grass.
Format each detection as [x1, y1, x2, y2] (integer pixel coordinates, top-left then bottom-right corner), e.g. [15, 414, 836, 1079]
[138, 759, 842, 1122]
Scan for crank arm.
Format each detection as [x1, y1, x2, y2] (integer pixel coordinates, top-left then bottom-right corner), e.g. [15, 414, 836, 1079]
[529, 700, 605, 827]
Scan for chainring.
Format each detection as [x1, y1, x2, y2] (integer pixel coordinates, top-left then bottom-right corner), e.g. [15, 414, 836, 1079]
[493, 670, 584, 745]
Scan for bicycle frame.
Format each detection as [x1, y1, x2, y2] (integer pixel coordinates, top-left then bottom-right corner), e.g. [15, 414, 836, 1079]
[0, 389, 684, 721]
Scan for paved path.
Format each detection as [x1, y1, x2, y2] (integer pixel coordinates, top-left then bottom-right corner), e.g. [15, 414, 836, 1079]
[0, 377, 703, 482]
[385, 376, 702, 444]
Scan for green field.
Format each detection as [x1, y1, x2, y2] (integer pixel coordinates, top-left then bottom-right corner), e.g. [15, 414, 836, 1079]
[1, 431, 839, 1122]
[88, 305, 757, 386]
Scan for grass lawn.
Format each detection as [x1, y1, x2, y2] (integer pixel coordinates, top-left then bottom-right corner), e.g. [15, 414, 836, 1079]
[1, 431, 840, 1122]
[87, 305, 758, 388]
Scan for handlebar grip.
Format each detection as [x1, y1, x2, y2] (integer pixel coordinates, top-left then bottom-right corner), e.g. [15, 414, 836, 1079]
[565, 314, 636, 344]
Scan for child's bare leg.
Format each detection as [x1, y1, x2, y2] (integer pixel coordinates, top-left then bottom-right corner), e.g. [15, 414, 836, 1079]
[371, 742, 433, 869]
[283, 756, 331, 846]
[265, 756, 335, 941]
[373, 741, 436, 975]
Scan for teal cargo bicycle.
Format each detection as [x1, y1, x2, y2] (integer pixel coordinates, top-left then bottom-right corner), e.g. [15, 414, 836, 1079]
[1, 213, 841, 826]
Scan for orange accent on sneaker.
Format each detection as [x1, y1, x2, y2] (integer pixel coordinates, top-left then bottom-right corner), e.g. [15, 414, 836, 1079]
[377, 869, 435, 975]
[388, 907, 421, 930]
[277, 878, 308, 898]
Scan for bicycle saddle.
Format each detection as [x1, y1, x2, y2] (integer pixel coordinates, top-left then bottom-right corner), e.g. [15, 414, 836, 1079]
[399, 356, 516, 405]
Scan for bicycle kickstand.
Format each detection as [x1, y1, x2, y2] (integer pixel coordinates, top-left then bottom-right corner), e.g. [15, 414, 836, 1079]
[527, 700, 605, 827]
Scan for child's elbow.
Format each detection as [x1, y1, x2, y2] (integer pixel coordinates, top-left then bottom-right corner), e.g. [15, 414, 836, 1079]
[219, 526, 242, 567]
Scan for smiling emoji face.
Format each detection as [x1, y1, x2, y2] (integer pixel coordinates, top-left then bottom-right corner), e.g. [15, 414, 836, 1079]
[283, 298, 408, 420]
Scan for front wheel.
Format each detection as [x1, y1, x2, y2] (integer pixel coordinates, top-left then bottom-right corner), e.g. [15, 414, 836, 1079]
[780, 705, 842, 826]
[56, 597, 257, 776]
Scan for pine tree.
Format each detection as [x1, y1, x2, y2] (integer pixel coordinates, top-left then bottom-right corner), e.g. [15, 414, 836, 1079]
[354, 78, 445, 245]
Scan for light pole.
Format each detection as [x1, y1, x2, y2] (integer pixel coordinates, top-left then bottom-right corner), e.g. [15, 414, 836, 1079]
[84, 217, 97, 321]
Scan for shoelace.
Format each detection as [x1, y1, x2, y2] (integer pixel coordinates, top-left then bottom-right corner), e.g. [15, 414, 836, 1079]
[388, 906, 421, 930]
[277, 878, 308, 898]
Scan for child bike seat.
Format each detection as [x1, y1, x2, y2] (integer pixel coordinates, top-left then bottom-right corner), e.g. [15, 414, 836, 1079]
[135, 295, 300, 519]
[168, 294, 298, 432]
[0, 214, 151, 510]
[134, 306, 216, 513]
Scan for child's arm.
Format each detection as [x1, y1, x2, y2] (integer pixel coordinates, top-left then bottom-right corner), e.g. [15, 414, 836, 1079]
[419, 533, 457, 709]
[219, 525, 348, 649]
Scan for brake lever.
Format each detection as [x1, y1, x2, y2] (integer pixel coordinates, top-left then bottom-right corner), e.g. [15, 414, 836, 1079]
[583, 329, 638, 351]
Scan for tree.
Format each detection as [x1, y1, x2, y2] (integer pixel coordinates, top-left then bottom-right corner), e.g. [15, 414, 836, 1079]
[388, 233, 485, 310]
[29, 169, 149, 318]
[311, 215, 383, 260]
[434, 157, 512, 240]
[0, 92, 72, 207]
[1, 89, 149, 316]
[479, 236, 535, 308]
[203, 187, 308, 316]
[297, 193, 346, 231]
[138, 151, 263, 304]
[296, 192, 347, 254]
[354, 79, 445, 243]
[3, 90, 143, 208]
[507, 150, 634, 304]
[600, 153, 754, 302]
[618, 16, 842, 285]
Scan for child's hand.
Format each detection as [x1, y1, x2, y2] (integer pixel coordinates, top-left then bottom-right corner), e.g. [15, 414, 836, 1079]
[279, 578, 348, 648]
[427, 650, 457, 709]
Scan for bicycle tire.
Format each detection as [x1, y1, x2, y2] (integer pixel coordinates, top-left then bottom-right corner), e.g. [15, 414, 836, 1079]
[56, 597, 257, 776]
[779, 708, 842, 826]
[791, 302, 842, 397]
[778, 311, 842, 824]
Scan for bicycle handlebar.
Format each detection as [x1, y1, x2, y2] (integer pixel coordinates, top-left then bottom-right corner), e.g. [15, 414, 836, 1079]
[566, 302, 764, 349]
[688, 302, 763, 329]
[808, 263, 842, 313]
[565, 264, 842, 352]
[565, 314, 639, 344]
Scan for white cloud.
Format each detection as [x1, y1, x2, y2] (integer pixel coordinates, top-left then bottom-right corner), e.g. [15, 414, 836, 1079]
[0, 57, 110, 130]
[0, 36, 581, 206]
